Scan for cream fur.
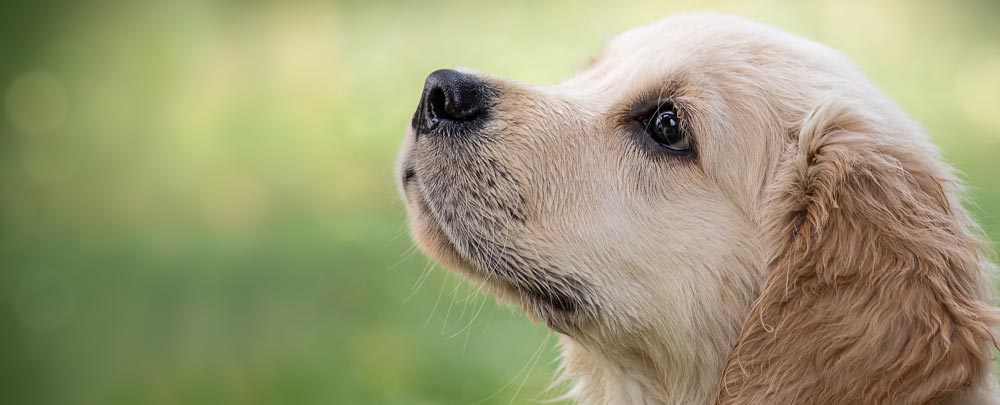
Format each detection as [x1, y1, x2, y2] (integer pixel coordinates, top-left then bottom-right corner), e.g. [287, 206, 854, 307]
[397, 13, 999, 404]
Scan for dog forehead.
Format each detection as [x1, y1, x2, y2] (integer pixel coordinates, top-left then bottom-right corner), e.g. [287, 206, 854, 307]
[562, 13, 855, 107]
[561, 14, 771, 97]
[604, 13, 763, 61]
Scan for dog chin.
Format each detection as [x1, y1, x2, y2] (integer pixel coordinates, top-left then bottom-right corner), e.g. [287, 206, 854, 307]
[404, 188, 590, 334]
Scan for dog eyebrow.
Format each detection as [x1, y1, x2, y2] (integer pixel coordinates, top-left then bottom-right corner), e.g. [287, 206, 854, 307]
[621, 81, 687, 118]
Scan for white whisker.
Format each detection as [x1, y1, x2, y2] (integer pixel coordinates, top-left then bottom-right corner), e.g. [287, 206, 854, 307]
[474, 332, 552, 404]
[422, 273, 448, 328]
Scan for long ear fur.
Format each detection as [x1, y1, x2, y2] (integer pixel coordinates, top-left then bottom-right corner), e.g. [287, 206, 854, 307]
[716, 97, 999, 404]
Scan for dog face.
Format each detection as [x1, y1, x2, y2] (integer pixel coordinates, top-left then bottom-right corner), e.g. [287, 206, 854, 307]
[398, 13, 997, 404]
[398, 13, 837, 342]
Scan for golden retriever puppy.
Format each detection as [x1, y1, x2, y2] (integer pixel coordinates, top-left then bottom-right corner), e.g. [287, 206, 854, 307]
[396, 12, 1000, 404]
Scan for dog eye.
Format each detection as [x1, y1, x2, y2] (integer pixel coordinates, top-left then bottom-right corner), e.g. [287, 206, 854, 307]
[638, 106, 689, 152]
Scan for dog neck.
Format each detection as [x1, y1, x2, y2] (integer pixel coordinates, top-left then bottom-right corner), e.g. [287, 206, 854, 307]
[557, 333, 728, 404]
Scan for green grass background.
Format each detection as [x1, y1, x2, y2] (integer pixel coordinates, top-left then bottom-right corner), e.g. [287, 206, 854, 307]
[1, 0, 999, 404]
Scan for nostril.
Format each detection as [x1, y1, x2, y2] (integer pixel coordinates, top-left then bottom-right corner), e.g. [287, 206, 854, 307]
[440, 85, 483, 120]
[414, 69, 493, 135]
[425, 86, 447, 129]
[427, 80, 482, 125]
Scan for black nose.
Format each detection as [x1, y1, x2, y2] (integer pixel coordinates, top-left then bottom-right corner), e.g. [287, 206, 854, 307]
[412, 69, 493, 136]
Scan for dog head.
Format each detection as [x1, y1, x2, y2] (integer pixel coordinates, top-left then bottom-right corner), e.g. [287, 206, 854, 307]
[397, 13, 997, 403]
[398, 13, 806, 337]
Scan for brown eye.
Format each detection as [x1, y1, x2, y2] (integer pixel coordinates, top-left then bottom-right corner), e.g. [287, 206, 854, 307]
[639, 106, 689, 152]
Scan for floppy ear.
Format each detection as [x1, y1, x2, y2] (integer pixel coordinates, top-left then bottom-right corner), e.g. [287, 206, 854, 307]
[716, 97, 999, 404]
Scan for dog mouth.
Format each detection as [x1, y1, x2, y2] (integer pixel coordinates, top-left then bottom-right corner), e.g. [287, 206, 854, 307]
[401, 161, 594, 329]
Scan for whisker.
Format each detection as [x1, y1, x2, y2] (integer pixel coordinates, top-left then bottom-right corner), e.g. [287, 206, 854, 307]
[423, 273, 449, 328]
[441, 276, 461, 334]
[448, 287, 490, 339]
[385, 243, 420, 272]
[401, 260, 435, 305]
[474, 332, 552, 404]
[508, 332, 552, 405]
[387, 219, 411, 242]
[446, 285, 474, 337]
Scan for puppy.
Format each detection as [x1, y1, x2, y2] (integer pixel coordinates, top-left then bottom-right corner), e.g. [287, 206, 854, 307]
[396, 13, 1000, 404]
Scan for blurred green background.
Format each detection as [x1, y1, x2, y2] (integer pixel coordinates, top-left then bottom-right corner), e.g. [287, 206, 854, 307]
[1, 0, 998, 404]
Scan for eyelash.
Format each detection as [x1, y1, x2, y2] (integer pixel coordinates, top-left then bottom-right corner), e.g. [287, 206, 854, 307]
[623, 97, 696, 157]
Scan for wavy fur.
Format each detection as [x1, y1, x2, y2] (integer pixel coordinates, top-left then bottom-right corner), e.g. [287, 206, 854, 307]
[717, 96, 1000, 404]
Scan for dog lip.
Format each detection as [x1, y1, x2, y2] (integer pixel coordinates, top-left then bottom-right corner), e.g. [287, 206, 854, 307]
[525, 286, 579, 313]
[402, 167, 416, 184]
